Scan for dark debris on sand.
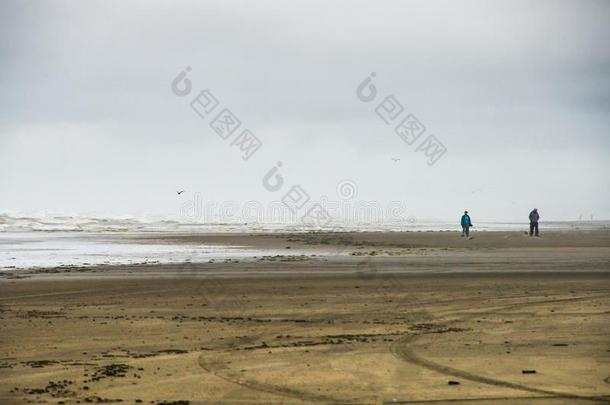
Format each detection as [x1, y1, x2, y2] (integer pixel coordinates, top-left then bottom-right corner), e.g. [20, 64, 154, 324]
[90, 363, 130, 381]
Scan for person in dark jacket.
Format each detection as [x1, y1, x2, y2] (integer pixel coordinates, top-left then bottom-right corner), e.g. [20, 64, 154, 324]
[461, 210, 473, 237]
[529, 208, 540, 236]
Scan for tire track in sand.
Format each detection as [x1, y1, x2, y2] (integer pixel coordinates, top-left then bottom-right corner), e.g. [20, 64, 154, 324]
[390, 293, 610, 403]
[197, 353, 352, 404]
[195, 294, 609, 403]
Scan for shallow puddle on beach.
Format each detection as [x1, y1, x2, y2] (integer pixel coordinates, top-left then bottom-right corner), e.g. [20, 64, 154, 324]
[0, 232, 304, 270]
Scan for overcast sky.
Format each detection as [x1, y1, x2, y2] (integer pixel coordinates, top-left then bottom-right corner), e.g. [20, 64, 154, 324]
[1, 0, 609, 223]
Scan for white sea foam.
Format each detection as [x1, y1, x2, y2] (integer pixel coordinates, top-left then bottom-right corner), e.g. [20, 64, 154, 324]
[1, 212, 605, 233]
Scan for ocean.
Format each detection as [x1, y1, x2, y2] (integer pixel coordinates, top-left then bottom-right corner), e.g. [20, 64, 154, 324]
[1, 213, 606, 270]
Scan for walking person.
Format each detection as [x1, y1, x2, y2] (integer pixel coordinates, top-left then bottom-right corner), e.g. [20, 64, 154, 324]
[461, 210, 473, 237]
[529, 208, 540, 236]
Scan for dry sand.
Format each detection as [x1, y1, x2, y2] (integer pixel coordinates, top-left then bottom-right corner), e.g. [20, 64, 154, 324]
[1, 230, 609, 404]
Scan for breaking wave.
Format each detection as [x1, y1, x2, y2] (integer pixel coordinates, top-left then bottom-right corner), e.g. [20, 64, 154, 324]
[0, 213, 606, 233]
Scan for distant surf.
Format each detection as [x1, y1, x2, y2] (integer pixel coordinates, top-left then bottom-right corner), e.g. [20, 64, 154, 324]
[1, 213, 607, 233]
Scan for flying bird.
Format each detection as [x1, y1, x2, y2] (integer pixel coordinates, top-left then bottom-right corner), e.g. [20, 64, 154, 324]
[176, 190, 185, 195]
[471, 186, 495, 195]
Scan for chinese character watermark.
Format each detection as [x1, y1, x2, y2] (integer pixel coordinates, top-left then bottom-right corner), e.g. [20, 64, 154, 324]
[356, 72, 447, 166]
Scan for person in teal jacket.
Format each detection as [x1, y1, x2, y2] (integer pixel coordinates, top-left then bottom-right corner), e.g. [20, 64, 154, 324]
[461, 210, 473, 237]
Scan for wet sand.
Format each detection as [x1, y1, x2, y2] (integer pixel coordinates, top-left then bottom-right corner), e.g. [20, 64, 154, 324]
[1, 230, 609, 404]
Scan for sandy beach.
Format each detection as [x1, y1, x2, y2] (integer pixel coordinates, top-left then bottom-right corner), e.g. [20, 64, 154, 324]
[0, 230, 609, 404]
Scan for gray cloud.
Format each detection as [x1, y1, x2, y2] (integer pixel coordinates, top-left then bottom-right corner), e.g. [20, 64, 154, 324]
[1, 0, 609, 222]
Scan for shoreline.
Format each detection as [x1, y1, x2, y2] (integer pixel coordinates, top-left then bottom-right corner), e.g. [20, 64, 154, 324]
[2, 230, 609, 278]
